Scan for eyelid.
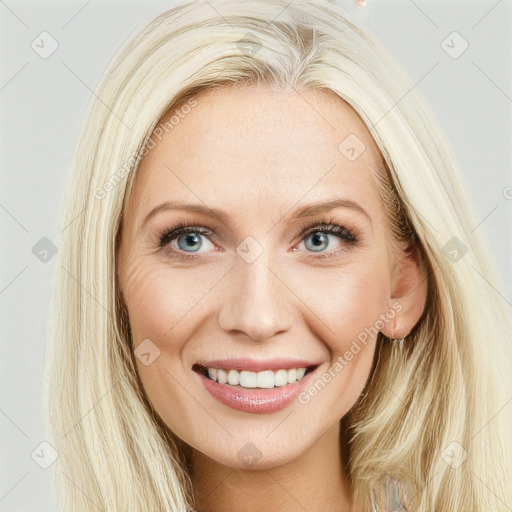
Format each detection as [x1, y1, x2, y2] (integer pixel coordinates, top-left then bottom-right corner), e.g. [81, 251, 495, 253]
[295, 216, 357, 243]
[158, 224, 215, 248]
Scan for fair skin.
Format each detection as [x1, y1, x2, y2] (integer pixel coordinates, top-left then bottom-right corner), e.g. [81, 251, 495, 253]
[117, 85, 427, 511]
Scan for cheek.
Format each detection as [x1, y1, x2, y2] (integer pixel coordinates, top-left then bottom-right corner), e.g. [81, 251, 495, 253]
[119, 258, 208, 436]
[120, 256, 218, 342]
[299, 256, 390, 350]
[120, 261, 171, 340]
[292, 257, 390, 411]
[118, 257, 227, 410]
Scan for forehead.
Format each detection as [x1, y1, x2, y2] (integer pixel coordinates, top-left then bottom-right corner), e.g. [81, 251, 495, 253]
[128, 85, 383, 224]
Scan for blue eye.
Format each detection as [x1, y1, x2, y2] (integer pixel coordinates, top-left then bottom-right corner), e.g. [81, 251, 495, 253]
[306, 232, 329, 251]
[159, 224, 215, 259]
[300, 222, 356, 258]
[158, 217, 358, 261]
[176, 232, 204, 252]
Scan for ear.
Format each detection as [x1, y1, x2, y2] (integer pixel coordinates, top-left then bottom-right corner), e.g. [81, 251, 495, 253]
[380, 240, 428, 339]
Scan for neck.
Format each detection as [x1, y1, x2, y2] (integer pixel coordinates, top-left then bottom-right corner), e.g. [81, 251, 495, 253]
[187, 421, 358, 512]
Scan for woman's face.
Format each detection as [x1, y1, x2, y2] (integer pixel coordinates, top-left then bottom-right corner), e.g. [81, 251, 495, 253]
[117, 85, 403, 469]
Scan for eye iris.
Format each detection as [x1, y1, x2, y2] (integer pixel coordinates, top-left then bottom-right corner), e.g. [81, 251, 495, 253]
[178, 232, 202, 252]
[306, 231, 329, 252]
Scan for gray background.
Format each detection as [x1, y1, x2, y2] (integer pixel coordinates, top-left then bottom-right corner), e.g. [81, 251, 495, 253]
[1, 1, 510, 510]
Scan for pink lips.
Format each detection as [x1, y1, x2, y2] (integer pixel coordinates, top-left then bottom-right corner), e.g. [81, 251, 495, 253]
[193, 359, 320, 414]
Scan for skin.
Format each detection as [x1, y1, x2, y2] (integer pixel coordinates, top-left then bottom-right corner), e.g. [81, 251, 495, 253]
[117, 85, 427, 511]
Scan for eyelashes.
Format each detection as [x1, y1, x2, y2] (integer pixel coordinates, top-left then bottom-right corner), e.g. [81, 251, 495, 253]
[297, 217, 357, 245]
[157, 216, 359, 261]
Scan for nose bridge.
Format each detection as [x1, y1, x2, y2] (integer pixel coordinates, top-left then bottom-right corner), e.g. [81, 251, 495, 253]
[217, 247, 295, 340]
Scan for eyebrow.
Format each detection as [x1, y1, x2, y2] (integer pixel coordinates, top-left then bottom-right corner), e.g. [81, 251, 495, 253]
[142, 197, 372, 227]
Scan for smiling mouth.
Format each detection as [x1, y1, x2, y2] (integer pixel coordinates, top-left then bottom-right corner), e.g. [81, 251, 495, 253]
[192, 363, 318, 389]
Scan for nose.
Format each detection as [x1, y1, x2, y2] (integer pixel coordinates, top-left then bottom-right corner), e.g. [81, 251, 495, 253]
[217, 254, 295, 341]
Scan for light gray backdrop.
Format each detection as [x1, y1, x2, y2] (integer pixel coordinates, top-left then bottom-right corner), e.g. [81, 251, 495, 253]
[1, 1, 510, 510]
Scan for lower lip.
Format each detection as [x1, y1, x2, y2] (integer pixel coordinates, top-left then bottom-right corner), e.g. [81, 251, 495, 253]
[196, 368, 317, 414]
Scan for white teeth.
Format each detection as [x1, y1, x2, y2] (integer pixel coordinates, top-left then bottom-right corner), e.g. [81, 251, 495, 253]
[274, 369, 288, 387]
[256, 370, 274, 389]
[240, 370, 257, 388]
[217, 368, 228, 384]
[205, 366, 310, 388]
[228, 369, 240, 385]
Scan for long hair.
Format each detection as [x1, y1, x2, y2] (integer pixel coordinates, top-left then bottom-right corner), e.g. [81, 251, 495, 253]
[43, 0, 512, 510]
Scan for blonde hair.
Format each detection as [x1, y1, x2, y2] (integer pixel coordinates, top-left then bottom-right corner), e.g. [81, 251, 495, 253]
[43, 0, 512, 510]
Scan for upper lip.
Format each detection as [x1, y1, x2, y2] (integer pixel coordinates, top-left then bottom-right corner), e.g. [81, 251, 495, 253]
[194, 358, 321, 372]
